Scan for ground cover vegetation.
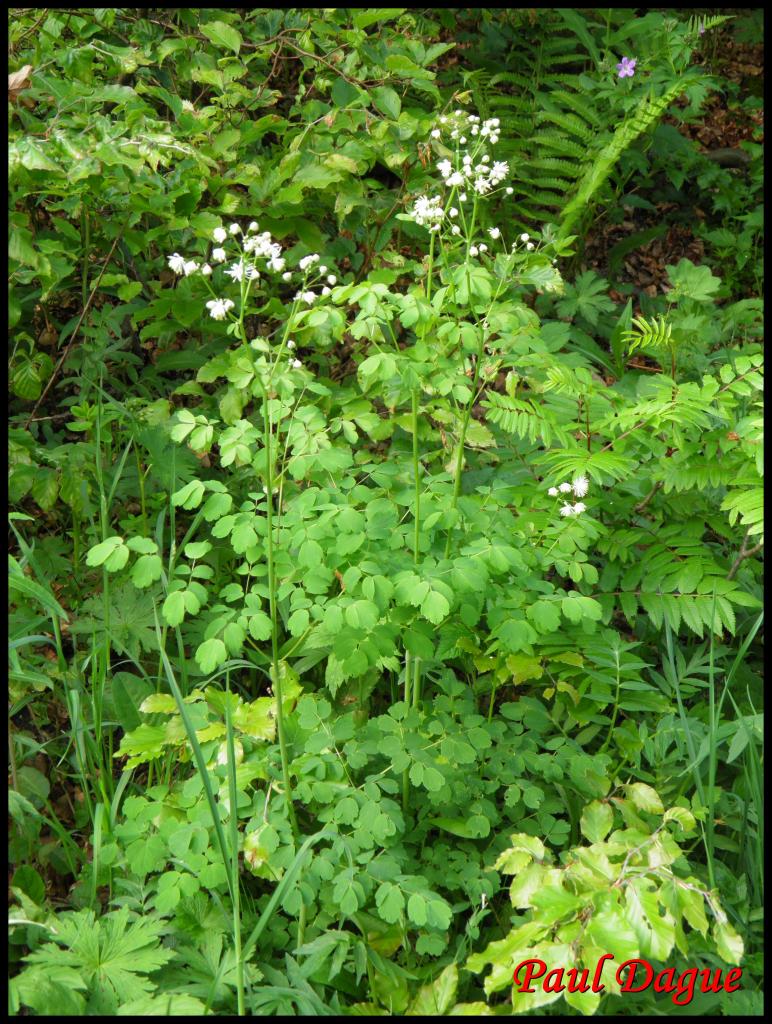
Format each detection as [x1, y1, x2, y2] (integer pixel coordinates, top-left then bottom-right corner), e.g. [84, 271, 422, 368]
[8, 7, 764, 1016]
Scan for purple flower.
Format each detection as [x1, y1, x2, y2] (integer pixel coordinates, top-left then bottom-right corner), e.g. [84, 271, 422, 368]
[616, 56, 637, 78]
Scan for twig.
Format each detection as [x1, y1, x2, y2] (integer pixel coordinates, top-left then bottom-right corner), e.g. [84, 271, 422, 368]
[24, 221, 128, 427]
[634, 481, 662, 514]
[727, 527, 763, 581]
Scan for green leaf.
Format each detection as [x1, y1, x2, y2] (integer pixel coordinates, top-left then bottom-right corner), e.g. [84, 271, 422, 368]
[162, 590, 186, 627]
[713, 920, 744, 965]
[172, 480, 205, 509]
[375, 882, 404, 924]
[195, 637, 228, 675]
[580, 800, 613, 843]
[422, 589, 450, 624]
[407, 964, 458, 1015]
[626, 783, 664, 814]
[331, 77, 363, 108]
[385, 54, 433, 80]
[407, 893, 427, 926]
[372, 86, 401, 120]
[131, 554, 163, 588]
[200, 19, 242, 54]
[584, 908, 639, 962]
[86, 536, 125, 568]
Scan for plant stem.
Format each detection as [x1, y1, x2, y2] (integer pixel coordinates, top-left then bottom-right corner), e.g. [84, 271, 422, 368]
[411, 388, 421, 569]
[444, 323, 486, 558]
[224, 674, 245, 1016]
[260, 383, 299, 842]
[402, 650, 411, 814]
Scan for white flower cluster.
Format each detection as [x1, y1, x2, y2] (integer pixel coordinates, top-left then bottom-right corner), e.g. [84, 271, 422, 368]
[206, 298, 235, 320]
[548, 475, 589, 516]
[410, 194, 445, 230]
[165, 221, 338, 320]
[409, 108, 515, 235]
[436, 149, 510, 198]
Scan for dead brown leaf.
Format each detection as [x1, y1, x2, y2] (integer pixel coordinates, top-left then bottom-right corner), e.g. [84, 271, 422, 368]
[8, 64, 33, 102]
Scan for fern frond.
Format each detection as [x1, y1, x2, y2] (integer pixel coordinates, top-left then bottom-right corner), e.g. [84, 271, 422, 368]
[686, 14, 732, 38]
[623, 316, 673, 354]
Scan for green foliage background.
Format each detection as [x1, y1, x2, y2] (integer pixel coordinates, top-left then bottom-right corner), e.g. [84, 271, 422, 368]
[9, 8, 763, 1017]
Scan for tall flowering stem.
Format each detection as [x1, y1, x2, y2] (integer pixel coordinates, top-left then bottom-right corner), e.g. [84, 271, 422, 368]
[166, 220, 339, 845]
[246, 327, 300, 843]
[402, 234, 435, 815]
[411, 231, 436, 710]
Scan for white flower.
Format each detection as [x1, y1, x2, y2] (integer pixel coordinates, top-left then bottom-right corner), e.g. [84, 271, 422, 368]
[520, 232, 530, 242]
[322, 286, 331, 296]
[229, 223, 241, 235]
[573, 502, 586, 514]
[459, 192, 467, 201]
[471, 125, 479, 135]
[212, 227, 228, 244]
[451, 225, 461, 235]
[431, 128, 441, 139]
[506, 187, 514, 195]
[206, 298, 235, 320]
[225, 261, 246, 282]
[248, 221, 259, 232]
[469, 245, 479, 256]
[559, 503, 574, 517]
[201, 264, 212, 276]
[489, 227, 501, 239]
[439, 115, 447, 124]
[489, 160, 509, 184]
[267, 256, 285, 273]
[526, 241, 534, 251]
[548, 487, 559, 497]
[282, 271, 292, 281]
[318, 265, 327, 274]
[294, 290, 316, 305]
[559, 482, 572, 493]
[479, 243, 488, 253]
[298, 253, 320, 271]
[212, 247, 227, 263]
[459, 136, 467, 144]
[327, 274, 336, 285]
[167, 253, 187, 274]
[410, 194, 444, 228]
[449, 207, 458, 218]
[183, 260, 199, 276]
[437, 159, 453, 179]
[447, 171, 465, 187]
[291, 358, 302, 369]
[287, 339, 295, 349]
[572, 476, 589, 497]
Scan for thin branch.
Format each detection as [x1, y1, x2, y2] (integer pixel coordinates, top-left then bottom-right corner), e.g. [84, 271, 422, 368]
[727, 527, 763, 581]
[634, 481, 663, 514]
